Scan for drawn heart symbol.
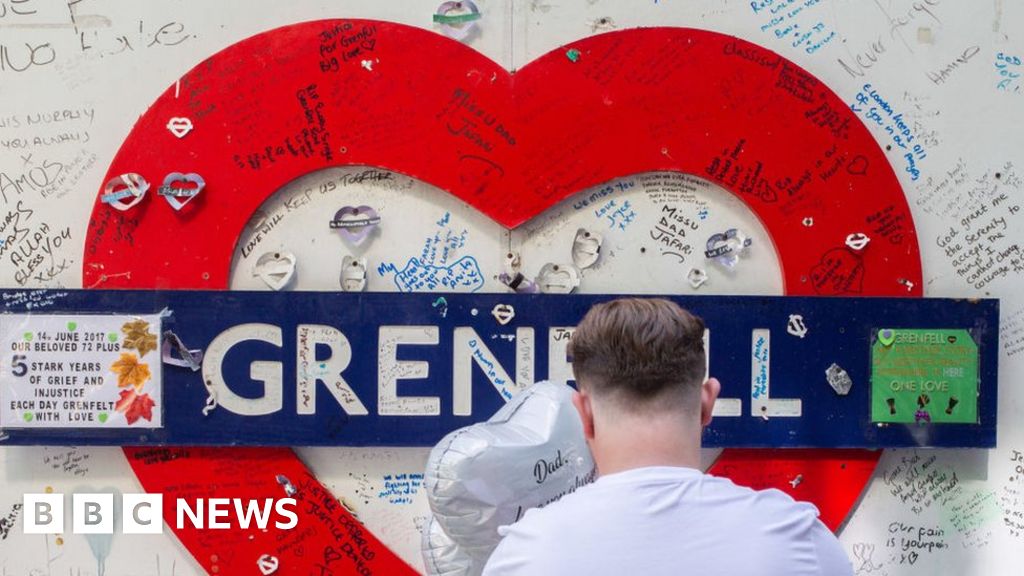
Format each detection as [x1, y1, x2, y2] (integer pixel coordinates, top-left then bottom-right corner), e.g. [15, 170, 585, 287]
[257, 554, 280, 575]
[98, 413, 109, 423]
[847, 155, 869, 176]
[23, 332, 32, 342]
[253, 251, 297, 291]
[809, 248, 864, 295]
[101, 173, 149, 211]
[159, 172, 206, 211]
[74, 486, 121, 564]
[22, 412, 33, 422]
[331, 205, 380, 245]
[86, 21, 925, 574]
[167, 117, 194, 138]
[878, 329, 896, 347]
[67, 321, 77, 332]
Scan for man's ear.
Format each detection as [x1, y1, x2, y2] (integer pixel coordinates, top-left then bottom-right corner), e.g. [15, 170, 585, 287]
[700, 377, 721, 428]
[571, 389, 596, 441]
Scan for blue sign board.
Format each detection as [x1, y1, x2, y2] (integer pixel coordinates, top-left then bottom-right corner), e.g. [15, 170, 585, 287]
[0, 290, 998, 448]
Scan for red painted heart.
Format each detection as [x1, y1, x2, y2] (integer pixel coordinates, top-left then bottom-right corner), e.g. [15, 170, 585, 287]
[84, 21, 923, 573]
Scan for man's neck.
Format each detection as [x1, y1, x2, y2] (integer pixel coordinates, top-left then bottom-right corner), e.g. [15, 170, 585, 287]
[591, 411, 703, 476]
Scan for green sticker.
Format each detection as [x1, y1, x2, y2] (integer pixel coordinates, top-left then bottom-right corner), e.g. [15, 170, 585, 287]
[871, 329, 979, 424]
[432, 12, 481, 25]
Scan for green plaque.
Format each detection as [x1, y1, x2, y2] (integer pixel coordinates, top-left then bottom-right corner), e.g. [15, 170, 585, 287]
[871, 329, 978, 424]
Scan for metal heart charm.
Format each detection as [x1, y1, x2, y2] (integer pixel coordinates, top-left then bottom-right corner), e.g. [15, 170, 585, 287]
[845, 232, 871, 251]
[257, 554, 280, 575]
[330, 205, 380, 245]
[571, 228, 603, 269]
[536, 263, 582, 294]
[253, 251, 296, 291]
[434, 0, 481, 41]
[687, 267, 708, 289]
[101, 173, 149, 211]
[704, 228, 752, 268]
[166, 117, 194, 138]
[492, 304, 515, 325]
[340, 256, 368, 292]
[499, 271, 539, 294]
[161, 331, 203, 371]
[159, 172, 206, 211]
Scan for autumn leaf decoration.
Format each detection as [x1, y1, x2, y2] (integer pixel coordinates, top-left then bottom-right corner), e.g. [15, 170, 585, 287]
[111, 352, 151, 391]
[121, 319, 158, 357]
[115, 389, 156, 425]
[110, 351, 155, 425]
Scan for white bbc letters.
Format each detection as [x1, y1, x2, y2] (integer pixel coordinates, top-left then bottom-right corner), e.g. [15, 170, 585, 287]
[73, 493, 114, 534]
[123, 493, 163, 534]
[23, 493, 64, 534]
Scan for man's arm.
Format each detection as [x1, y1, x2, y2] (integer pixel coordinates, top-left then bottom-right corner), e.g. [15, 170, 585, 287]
[811, 521, 855, 576]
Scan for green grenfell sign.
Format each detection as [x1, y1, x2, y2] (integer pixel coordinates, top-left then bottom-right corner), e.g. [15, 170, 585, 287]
[871, 329, 979, 424]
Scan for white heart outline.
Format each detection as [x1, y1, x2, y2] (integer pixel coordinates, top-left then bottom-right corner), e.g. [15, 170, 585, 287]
[167, 117, 194, 138]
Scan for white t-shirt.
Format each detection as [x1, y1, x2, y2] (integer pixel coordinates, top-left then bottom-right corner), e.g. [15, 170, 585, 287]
[482, 466, 853, 576]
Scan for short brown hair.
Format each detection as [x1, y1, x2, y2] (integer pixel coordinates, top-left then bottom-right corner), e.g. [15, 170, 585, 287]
[568, 298, 706, 411]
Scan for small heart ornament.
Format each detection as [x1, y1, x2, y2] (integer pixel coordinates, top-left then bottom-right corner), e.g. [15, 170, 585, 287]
[166, 117, 194, 138]
[159, 173, 206, 211]
[845, 232, 871, 251]
[253, 251, 297, 291]
[257, 554, 280, 575]
[434, 0, 481, 41]
[491, 304, 515, 326]
[571, 228, 603, 269]
[330, 206, 381, 245]
[101, 173, 150, 211]
[536, 263, 582, 294]
[878, 329, 896, 347]
[704, 229, 752, 268]
[340, 256, 368, 292]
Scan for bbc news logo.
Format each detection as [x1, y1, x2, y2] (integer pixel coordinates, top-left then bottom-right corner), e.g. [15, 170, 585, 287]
[23, 494, 298, 534]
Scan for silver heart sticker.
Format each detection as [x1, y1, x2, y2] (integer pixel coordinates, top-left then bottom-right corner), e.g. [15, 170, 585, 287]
[101, 174, 149, 211]
[159, 172, 206, 211]
[331, 205, 381, 245]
